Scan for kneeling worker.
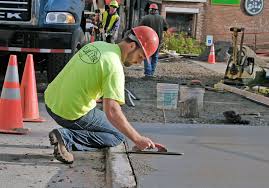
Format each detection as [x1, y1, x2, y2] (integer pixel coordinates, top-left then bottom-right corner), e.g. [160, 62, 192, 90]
[44, 26, 159, 164]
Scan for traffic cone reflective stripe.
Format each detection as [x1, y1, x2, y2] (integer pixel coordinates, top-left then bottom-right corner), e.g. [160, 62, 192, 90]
[1, 86, 21, 99]
[0, 55, 30, 134]
[20, 54, 45, 122]
[208, 44, 216, 64]
[2, 68, 20, 99]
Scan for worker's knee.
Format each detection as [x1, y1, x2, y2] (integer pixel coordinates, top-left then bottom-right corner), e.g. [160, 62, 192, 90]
[102, 133, 125, 147]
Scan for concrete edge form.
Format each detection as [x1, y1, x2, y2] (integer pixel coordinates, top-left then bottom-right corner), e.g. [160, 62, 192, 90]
[105, 143, 136, 188]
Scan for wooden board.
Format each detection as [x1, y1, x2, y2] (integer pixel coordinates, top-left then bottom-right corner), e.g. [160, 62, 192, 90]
[214, 82, 269, 107]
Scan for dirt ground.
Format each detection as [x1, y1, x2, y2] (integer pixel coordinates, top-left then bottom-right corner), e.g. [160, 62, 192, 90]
[122, 57, 269, 126]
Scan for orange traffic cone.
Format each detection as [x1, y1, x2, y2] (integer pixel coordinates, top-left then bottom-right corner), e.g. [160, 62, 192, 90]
[208, 44, 216, 64]
[20, 54, 45, 122]
[0, 55, 30, 134]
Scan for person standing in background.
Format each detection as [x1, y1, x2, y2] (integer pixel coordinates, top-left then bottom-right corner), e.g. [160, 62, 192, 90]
[85, 16, 95, 43]
[93, 9, 102, 41]
[101, 0, 120, 43]
[139, 3, 168, 78]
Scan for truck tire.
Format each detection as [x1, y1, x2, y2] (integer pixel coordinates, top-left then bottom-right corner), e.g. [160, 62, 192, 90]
[47, 53, 72, 83]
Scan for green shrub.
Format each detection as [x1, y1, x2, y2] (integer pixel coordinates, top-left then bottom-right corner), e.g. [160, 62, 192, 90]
[162, 32, 205, 55]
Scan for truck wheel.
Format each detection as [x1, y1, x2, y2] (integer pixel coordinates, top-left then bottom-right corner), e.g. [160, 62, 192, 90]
[47, 53, 72, 83]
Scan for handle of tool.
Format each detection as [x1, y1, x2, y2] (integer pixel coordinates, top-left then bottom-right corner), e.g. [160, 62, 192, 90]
[155, 143, 168, 152]
[128, 151, 184, 155]
[132, 142, 168, 152]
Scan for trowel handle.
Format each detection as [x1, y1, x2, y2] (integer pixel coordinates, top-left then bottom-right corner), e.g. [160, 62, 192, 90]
[132, 143, 168, 152]
[155, 143, 168, 152]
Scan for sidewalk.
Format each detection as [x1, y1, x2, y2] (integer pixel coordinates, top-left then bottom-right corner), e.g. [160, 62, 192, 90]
[0, 104, 136, 188]
[191, 55, 269, 76]
[191, 60, 226, 75]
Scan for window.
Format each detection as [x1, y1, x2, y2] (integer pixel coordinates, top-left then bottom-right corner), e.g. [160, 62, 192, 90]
[166, 12, 194, 36]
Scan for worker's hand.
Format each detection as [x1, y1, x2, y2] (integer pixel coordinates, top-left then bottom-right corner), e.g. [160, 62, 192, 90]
[134, 136, 155, 151]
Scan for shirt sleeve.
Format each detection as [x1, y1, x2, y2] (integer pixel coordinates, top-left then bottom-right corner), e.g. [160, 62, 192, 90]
[163, 18, 168, 31]
[102, 71, 125, 105]
[139, 17, 145, 26]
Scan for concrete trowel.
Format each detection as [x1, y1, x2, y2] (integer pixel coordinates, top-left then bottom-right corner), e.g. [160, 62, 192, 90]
[128, 143, 184, 156]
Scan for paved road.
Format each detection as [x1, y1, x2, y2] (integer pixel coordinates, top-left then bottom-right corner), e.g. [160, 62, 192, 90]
[128, 123, 269, 188]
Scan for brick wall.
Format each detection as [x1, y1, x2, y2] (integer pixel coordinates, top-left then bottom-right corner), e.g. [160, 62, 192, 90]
[161, 1, 269, 48]
[203, 1, 269, 48]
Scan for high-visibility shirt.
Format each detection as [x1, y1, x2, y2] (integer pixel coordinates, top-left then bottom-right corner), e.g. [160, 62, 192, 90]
[44, 41, 125, 120]
[102, 11, 120, 33]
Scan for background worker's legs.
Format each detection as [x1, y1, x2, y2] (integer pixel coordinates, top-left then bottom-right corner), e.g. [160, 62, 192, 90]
[144, 49, 159, 76]
[150, 49, 159, 75]
[144, 58, 152, 76]
[47, 107, 124, 151]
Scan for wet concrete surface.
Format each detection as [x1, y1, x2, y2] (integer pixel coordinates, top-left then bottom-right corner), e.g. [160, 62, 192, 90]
[127, 123, 269, 188]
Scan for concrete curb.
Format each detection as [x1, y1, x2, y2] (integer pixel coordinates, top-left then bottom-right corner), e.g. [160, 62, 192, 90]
[105, 143, 136, 188]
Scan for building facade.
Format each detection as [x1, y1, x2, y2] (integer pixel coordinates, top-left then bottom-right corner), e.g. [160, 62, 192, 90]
[87, 0, 269, 50]
[160, 0, 269, 49]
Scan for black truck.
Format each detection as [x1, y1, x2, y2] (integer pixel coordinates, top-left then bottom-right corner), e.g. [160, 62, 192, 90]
[0, 0, 86, 82]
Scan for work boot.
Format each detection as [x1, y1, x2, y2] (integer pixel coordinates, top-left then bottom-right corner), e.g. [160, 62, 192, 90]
[49, 129, 74, 164]
[142, 75, 156, 80]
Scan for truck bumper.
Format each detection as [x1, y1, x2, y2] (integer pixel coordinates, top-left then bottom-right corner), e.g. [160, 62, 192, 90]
[0, 29, 73, 53]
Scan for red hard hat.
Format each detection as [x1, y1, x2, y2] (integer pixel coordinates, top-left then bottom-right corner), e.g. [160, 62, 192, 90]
[149, 3, 158, 10]
[132, 26, 159, 60]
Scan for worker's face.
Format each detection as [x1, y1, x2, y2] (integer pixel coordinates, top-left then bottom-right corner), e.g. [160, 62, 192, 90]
[109, 6, 117, 14]
[124, 42, 145, 67]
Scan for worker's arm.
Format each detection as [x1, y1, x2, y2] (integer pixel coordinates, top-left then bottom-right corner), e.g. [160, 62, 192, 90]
[103, 98, 155, 150]
[163, 17, 168, 31]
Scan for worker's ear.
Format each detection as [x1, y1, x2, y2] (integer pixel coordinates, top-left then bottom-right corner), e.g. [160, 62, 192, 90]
[129, 42, 137, 51]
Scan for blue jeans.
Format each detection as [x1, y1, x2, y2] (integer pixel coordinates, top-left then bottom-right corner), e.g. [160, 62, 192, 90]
[46, 106, 125, 151]
[144, 49, 159, 76]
